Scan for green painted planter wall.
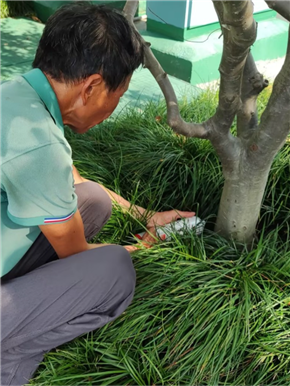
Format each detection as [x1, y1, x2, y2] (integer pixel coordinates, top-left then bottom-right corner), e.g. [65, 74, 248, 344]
[141, 13, 289, 85]
[29, 1, 146, 23]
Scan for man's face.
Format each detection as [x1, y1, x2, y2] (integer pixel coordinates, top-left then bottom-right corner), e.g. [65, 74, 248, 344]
[68, 75, 131, 133]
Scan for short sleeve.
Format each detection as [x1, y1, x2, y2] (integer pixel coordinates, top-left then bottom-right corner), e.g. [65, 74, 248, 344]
[2, 142, 77, 226]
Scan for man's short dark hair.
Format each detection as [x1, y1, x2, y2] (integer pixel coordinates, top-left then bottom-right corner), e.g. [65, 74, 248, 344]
[33, 2, 145, 91]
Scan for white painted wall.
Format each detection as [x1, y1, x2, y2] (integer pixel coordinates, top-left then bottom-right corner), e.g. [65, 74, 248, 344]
[189, 0, 270, 28]
[147, 0, 271, 29]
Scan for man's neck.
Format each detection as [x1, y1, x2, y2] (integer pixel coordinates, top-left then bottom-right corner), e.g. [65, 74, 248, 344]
[44, 72, 81, 127]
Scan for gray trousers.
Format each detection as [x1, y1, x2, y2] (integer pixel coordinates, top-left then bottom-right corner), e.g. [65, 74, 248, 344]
[1, 182, 136, 386]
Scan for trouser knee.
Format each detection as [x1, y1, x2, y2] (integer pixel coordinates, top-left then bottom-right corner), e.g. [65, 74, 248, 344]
[87, 245, 136, 313]
[111, 245, 136, 299]
[75, 181, 112, 240]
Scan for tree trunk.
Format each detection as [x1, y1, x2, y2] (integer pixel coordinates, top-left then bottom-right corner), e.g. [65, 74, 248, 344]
[215, 163, 271, 243]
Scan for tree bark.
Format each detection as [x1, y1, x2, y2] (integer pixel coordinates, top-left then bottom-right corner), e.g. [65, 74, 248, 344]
[215, 164, 271, 243]
[123, 0, 138, 22]
[237, 52, 269, 140]
[254, 25, 290, 160]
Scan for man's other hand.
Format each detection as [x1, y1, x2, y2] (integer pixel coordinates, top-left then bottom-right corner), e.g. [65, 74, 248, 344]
[147, 210, 195, 228]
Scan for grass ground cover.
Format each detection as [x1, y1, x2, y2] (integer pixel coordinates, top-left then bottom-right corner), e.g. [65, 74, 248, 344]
[31, 88, 290, 385]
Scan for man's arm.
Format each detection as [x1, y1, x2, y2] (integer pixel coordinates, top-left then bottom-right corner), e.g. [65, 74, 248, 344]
[72, 166, 196, 229]
[38, 166, 149, 258]
[72, 165, 151, 219]
[39, 209, 106, 258]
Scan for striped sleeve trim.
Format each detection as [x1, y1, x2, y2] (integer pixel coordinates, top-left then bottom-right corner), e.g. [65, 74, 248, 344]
[7, 205, 77, 226]
[44, 211, 75, 224]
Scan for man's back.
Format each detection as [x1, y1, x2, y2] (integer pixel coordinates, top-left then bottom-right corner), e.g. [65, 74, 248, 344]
[1, 72, 76, 277]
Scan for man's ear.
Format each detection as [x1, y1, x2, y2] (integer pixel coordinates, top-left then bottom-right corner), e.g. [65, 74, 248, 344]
[81, 74, 104, 105]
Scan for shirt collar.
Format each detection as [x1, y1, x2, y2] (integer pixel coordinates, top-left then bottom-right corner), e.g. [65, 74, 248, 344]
[22, 69, 64, 132]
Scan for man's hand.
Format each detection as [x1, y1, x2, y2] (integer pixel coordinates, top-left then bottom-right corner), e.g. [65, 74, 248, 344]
[146, 210, 196, 229]
[124, 245, 139, 253]
[124, 227, 157, 253]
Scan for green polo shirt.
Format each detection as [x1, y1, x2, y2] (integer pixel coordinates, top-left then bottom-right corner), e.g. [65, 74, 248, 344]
[0, 69, 77, 277]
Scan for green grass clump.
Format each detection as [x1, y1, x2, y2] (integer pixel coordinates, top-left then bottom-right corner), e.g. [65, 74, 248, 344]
[31, 230, 290, 385]
[0, 0, 9, 18]
[30, 88, 290, 385]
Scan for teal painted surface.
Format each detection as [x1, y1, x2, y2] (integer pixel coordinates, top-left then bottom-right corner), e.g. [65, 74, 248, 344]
[147, 0, 188, 29]
[31, 1, 68, 22]
[138, 0, 147, 16]
[31, 0, 143, 23]
[142, 29, 222, 84]
[252, 18, 289, 61]
[1, 17, 44, 81]
[151, 49, 193, 82]
[147, 19, 186, 41]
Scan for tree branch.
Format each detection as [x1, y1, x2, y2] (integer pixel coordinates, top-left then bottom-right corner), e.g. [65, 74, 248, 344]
[123, 0, 138, 23]
[237, 52, 269, 140]
[254, 25, 290, 161]
[123, 0, 209, 139]
[265, 0, 290, 21]
[143, 45, 210, 139]
[210, 1, 258, 136]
